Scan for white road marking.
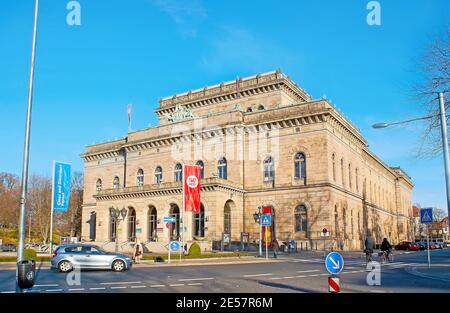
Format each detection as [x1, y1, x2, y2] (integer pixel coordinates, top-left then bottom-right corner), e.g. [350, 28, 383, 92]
[150, 285, 165, 288]
[1, 291, 15, 293]
[68, 288, 85, 291]
[269, 277, 281, 280]
[35, 284, 59, 287]
[178, 277, 215, 281]
[244, 273, 273, 277]
[110, 286, 127, 289]
[130, 285, 146, 289]
[296, 275, 306, 278]
[320, 273, 329, 276]
[296, 270, 320, 274]
[169, 284, 185, 287]
[187, 283, 203, 286]
[282, 276, 295, 279]
[309, 274, 320, 277]
[100, 281, 142, 285]
[46, 289, 63, 292]
[89, 287, 106, 290]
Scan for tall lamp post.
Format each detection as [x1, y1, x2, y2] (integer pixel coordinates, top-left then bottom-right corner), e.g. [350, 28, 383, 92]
[109, 207, 127, 253]
[253, 206, 262, 257]
[16, 0, 39, 293]
[373, 92, 450, 232]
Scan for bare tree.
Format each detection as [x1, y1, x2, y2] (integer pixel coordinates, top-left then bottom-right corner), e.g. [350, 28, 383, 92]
[0, 172, 20, 228]
[415, 28, 450, 156]
[27, 175, 52, 243]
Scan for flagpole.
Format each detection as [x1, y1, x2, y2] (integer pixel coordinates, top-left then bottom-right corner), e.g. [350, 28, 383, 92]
[181, 164, 185, 262]
[49, 160, 55, 256]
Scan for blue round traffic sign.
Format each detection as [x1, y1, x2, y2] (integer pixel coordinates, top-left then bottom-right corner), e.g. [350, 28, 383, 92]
[169, 241, 180, 252]
[325, 252, 344, 274]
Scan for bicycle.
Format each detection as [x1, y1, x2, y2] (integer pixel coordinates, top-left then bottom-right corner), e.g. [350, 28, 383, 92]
[379, 250, 394, 263]
[364, 249, 374, 263]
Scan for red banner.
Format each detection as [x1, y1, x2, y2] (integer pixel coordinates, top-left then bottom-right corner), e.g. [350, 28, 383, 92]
[183, 165, 201, 212]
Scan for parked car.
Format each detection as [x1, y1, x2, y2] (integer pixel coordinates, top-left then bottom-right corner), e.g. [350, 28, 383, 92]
[0, 244, 17, 252]
[51, 244, 132, 273]
[416, 242, 426, 250]
[395, 241, 419, 251]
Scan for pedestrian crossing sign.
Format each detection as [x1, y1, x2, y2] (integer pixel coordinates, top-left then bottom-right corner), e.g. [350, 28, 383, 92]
[420, 208, 433, 224]
[261, 214, 272, 226]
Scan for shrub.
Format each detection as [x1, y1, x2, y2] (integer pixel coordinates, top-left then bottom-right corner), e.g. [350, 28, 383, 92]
[24, 249, 37, 260]
[188, 242, 201, 256]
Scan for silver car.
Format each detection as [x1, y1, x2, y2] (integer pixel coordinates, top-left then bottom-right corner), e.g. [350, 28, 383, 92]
[51, 244, 132, 272]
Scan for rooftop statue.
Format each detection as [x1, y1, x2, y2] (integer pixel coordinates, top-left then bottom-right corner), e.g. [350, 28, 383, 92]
[164, 105, 194, 123]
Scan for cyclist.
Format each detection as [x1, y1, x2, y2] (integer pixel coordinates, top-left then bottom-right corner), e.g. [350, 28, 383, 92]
[380, 238, 393, 262]
[364, 232, 375, 263]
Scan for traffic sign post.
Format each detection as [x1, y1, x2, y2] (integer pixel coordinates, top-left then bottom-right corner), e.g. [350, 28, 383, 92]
[168, 241, 180, 264]
[420, 208, 433, 268]
[325, 252, 344, 293]
[261, 214, 271, 260]
[321, 228, 330, 256]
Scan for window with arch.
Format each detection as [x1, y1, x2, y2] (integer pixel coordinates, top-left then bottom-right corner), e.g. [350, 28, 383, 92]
[174, 163, 183, 182]
[246, 107, 253, 113]
[355, 168, 359, 192]
[128, 208, 136, 242]
[295, 205, 307, 232]
[263, 156, 275, 181]
[294, 152, 306, 182]
[332, 154, 336, 181]
[196, 160, 205, 179]
[113, 176, 120, 189]
[340, 158, 345, 186]
[96, 179, 102, 191]
[193, 204, 205, 237]
[137, 169, 144, 186]
[155, 166, 163, 184]
[258, 105, 265, 110]
[334, 205, 339, 238]
[148, 206, 157, 242]
[218, 157, 227, 179]
[343, 207, 348, 239]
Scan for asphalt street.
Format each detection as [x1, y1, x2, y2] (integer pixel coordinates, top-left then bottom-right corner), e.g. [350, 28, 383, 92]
[1, 249, 449, 293]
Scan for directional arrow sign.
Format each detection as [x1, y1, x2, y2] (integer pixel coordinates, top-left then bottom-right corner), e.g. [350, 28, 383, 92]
[163, 216, 176, 223]
[325, 252, 344, 274]
[169, 241, 180, 252]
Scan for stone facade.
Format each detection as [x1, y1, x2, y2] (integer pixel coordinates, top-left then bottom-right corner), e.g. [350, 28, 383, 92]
[81, 70, 414, 252]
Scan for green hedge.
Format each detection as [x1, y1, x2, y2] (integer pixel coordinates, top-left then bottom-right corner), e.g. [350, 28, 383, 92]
[188, 242, 201, 256]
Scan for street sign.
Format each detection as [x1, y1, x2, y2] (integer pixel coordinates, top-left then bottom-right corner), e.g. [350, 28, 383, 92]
[163, 216, 176, 223]
[420, 208, 433, 224]
[136, 227, 142, 234]
[328, 276, 340, 293]
[320, 228, 330, 237]
[261, 214, 272, 226]
[325, 251, 344, 274]
[169, 241, 180, 252]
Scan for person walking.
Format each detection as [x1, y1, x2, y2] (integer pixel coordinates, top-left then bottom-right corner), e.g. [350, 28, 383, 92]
[364, 232, 375, 263]
[133, 239, 143, 264]
[272, 239, 279, 258]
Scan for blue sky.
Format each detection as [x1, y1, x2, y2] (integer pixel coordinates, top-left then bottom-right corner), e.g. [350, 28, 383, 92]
[0, 0, 449, 209]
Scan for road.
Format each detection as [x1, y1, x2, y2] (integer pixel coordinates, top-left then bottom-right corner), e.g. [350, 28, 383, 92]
[1, 249, 450, 293]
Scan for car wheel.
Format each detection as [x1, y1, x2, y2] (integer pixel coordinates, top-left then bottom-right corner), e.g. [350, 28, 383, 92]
[58, 260, 73, 273]
[112, 260, 126, 272]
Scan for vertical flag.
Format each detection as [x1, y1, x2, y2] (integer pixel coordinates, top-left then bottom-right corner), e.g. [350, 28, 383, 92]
[127, 103, 132, 131]
[183, 165, 201, 213]
[52, 162, 71, 212]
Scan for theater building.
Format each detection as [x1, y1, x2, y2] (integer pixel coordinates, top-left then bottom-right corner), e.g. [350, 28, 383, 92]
[80, 70, 414, 252]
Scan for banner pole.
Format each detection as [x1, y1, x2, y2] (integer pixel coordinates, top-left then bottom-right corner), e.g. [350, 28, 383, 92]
[49, 160, 55, 256]
[181, 164, 185, 262]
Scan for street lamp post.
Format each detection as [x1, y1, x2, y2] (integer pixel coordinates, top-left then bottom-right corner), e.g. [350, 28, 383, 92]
[109, 207, 127, 253]
[372, 92, 450, 231]
[253, 206, 262, 257]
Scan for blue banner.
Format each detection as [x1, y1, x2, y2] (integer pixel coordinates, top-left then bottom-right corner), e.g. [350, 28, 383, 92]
[53, 162, 71, 212]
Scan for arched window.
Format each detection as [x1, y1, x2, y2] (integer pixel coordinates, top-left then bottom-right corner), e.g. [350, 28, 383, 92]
[218, 157, 227, 179]
[96, 179, 102, 191]
[334, 205, 339, 238]
[332, 154, 336, 181]
[193, 204, 205, 237]
[258, 105, 265, 110]
[343, 207, 347, 239]
[246, 107, 253, 113]
[148, 206, 157, 241]
[113, 176, 120, 189]
[355, 168, 359, 192]
[224, 201, 233, 235]
[155, 166, 163, 184]
[294, 152, 306, 182]
[170, 204, 180, 241]
[196, 160, 204, 179]
[295, 205, 307, 232]
[263, 156, 274, 181]
[128, 208, 136, 242]
[340, 158, 345, 186]
[137, 169, 144, 186]
[174, 163, 183, 182]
